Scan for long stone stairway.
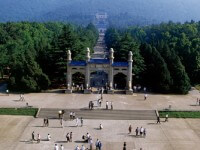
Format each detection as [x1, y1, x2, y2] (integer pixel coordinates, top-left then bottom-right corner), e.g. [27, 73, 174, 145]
[37, 108, 157, 120]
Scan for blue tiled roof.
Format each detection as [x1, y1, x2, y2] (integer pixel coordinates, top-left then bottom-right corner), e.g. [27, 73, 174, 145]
[112, 62, 128, 67]
[70, 61, 86, 66]
[89, 59, 110, 64]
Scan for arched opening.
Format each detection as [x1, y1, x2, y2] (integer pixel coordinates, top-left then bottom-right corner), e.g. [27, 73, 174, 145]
[114, 73, 127, 89]
[90, 71, 108, 88]
[72, 72, 85, 92]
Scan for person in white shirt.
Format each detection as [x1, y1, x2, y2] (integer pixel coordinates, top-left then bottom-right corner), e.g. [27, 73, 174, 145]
[75, 146, 80, 150]
[60, 145, 64, 150]
[47, 133, 51, 141]
[99, 124, 103, 130]
[80, 145, 85, 150]
[54, 144, 59, 150]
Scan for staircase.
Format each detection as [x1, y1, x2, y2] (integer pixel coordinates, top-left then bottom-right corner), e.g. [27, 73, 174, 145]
[37, 108, 157, 120]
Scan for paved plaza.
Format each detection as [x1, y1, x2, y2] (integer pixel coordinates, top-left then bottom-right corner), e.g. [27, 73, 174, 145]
[0, 89, 200, 150]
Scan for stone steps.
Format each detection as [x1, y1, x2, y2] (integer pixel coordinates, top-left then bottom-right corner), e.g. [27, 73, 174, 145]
[38, 109, 157, 120]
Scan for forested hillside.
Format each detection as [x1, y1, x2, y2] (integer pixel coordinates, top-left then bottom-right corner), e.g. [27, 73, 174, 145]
[1, 0, 200, 26]
[105, 21, 200, 94]
[0, 22, 98, 92]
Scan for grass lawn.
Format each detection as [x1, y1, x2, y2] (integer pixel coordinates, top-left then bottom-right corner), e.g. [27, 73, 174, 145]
[159, 111, 200, 118]
[0, 108, 38, 117]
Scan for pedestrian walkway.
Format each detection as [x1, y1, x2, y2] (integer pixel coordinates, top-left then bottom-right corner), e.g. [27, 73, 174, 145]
[38, 108, 157, 120]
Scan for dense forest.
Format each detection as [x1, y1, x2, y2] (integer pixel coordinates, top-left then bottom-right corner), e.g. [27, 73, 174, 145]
[0, 22, 98, 92]
[1, 0, 200, 26]
[105, 21, 200, 94]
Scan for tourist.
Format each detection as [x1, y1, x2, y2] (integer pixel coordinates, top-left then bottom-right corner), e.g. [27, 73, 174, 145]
[46, 118, 49, 127]
[43, 118, 46, 126]
[89, 138, 93, 150]
[70, 132, 73, 142]
[99, 124, 103, 130]
[81, 145, 86, 150]
[26, 102, 29, 107]
[37, 133, 41, 143]
[157, 116, 161, 124]
[54, 144, 59, 150]
[128, 125, 132, 134]
[106, 101, 108, 110]
[95, 139, 100, 149]
[114, 83, 117, 89]
[6, 89, 9, 96]
[144, 128, 146, 137]
[199, 99, 200, 106]
[60, 145, 64, 150]
[81, 117, 83, 127]
[123, 142, 126, 150]
[75, 146, 80, 150]
[165, 114, 169, 122]
[133, 86, 137, 92]
[66, 133, 70, 142]
[196, 98, 199, 105]
[98, 99, 102, 107]
[144, 87, 146, 92]
[58, 110, 62, 119]
[47, 133, 51, 141]
[76, 117, 79, 127]
[32, 131, 35, 141]
[98, 141, 102, 150]
[140, 126, 144, 136]
[144, 94, 148, 100]
[91, 101, 94, 109]
[135, 127, 139, 136]
[111, 101, 113, 110]
[60, 118, 64, 128]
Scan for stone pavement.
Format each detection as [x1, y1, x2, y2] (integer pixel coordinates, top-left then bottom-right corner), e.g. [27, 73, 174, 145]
[0, 89, 199, 111]
[12, 117, 200, 150]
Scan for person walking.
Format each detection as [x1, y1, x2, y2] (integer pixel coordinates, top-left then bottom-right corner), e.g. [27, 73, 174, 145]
[99, 124, 103, 130]
[157, 116, 161, 124]
[144, 94, 147, 100]
[135, 127, 139, 136]
[75, 146, 80, 150]
[72, 112, 76, 120]
[81, 117, 83, 127]
[98, 141, 102, 150]
[106, 101, 108, 110]
[144, 128, 146, 137]
[60, 145, 64, 150]
[140, 127, 144, 136]
[123, 142, 126, 150]
[54, 144, 59, 150]
[76, 117, 79, 127]
[81, 145, 86, 150]
[31, 131, 35, 141]
[37, 134, 41, 143]
[165, 114, 169, 122]
[89, 138, 93, 150]
[66, 133, 70, 142]
[47, 133, 51, 141]
[95, 139, 99, 150]
[46, 118, 49, 127]
[70, 132, 73, 142]
[128, 125, 132, 134]
[111, 101, 113, 110]
[60, 118, 64, 128]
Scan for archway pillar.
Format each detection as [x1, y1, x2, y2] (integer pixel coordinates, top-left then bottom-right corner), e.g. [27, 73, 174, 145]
[108, 48, 114, 94]
[126, 51, 133, 95]
[66, 50, 72, 94]
[84, 48, 92, 94]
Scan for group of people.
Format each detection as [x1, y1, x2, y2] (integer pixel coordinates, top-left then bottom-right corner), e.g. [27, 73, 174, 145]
[19, 93, 25, 101]
[43, 118, 49, 127]
[54, 144, 64, 150]
[31, 131, 52, 143]
[106, 101, 113, 110]
[81, 133, 94, 149]
[75, 117, 83, 127]
[89, 101, 94, 109]
[66, 132, 73, 142]
[128, 125, 147, 137]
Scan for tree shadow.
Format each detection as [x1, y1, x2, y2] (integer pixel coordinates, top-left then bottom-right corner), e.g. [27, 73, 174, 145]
[74, 140, 87, 143]
[93, 128, 101, 130]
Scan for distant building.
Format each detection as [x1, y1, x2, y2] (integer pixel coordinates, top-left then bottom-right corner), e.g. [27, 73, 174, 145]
[95, 12, 108, 33]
